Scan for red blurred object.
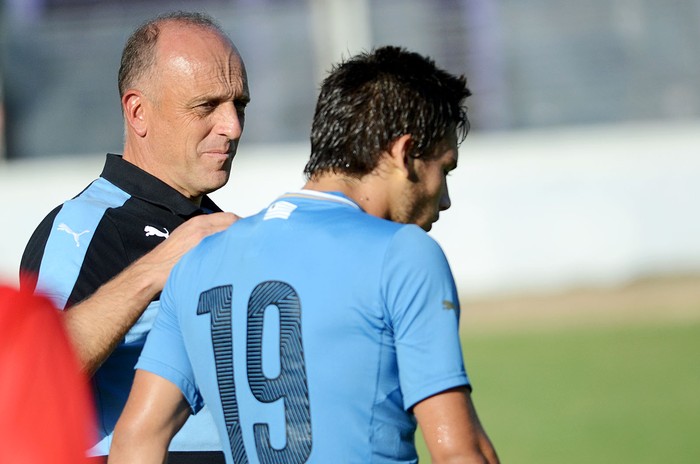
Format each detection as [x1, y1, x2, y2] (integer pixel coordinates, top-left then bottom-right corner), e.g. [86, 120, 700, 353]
[0, 285, 95, 463]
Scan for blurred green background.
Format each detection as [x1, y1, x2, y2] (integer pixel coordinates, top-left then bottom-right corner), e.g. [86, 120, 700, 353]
[416, 276, 700, 462]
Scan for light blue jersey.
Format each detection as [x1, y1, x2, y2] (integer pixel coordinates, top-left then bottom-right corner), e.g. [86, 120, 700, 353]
[138, 190, 469, 463]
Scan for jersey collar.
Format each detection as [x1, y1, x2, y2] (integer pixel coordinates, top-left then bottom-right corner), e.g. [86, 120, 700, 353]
[100, 154, 222, 218]
[276, 189, 362, 210]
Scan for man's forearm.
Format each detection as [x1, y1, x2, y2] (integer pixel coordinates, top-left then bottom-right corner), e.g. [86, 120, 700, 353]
[62, 212, 239, 376]
[63, 257, 162, 376]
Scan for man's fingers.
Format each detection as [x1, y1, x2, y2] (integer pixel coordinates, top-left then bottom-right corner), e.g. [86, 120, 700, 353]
[203, 212, 239, 231]
[144, 212, 238, 266]
[171, 212, 239, 240]
[187, 211, 238, 229]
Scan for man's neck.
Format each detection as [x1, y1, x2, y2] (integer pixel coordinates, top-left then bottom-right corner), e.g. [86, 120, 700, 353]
[122, 146, 203, 207]
[303, 173, 390, 220]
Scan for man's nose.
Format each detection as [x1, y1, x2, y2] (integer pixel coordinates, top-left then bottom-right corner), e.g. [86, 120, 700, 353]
[215, 102, 244, 140]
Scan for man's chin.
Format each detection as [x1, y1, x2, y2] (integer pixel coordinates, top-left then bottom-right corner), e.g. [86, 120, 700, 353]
[203, 172, 231, 194]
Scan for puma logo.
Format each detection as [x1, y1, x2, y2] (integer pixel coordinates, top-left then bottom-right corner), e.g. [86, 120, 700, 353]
[442, 300, 456, 310]
[57, 223, 90, 247]
[144, 225, 170, 239]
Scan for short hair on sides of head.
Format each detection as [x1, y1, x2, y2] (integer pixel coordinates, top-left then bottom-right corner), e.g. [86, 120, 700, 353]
[117, 11, 226, 99]
[304, 45, 472, 180]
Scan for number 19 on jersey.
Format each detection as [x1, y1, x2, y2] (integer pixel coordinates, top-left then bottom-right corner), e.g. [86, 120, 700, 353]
[196, 281, 313, 463]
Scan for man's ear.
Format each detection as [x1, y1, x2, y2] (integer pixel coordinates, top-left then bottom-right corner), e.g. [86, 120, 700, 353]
[388, 134, 417, 180]
[122, 90, 147, 137]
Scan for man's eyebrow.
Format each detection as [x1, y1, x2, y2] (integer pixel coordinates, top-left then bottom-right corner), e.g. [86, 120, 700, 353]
[236, 94, 251, 105]
[191, 91, 250, 106]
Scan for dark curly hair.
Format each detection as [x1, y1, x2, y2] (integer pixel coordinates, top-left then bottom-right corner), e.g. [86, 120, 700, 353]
[304, 46, 471, 179]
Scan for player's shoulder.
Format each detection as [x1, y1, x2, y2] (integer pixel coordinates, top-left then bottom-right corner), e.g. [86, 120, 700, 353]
[349, 216, 448, 268]
[176, 213, 252, 266]
[391, 223, 445, 255]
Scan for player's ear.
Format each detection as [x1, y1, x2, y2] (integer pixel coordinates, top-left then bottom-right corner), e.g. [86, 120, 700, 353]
[387, 134, 416, 180]
[122, 89, 148, 137]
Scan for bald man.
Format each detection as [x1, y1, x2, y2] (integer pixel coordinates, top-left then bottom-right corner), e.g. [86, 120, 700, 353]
[20, 11, 249, 463]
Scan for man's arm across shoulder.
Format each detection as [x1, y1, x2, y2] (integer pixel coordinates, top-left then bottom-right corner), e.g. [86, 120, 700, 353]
[56, 212, 236, 375]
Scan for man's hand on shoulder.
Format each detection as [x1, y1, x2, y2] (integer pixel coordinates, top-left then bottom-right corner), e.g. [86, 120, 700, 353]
[64, 212, 238, 375]
[137, 212, 239, 290]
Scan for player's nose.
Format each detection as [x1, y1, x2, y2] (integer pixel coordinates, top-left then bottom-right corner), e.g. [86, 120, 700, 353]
[439, 183, 451, 211]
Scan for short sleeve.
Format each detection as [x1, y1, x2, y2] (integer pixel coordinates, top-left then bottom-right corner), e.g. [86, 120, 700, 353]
[136, 264, 204, 413]
[381, 225, 470, 410]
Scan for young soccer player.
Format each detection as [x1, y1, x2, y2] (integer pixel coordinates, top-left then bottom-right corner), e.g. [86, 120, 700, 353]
[110, 46, 499, 464]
